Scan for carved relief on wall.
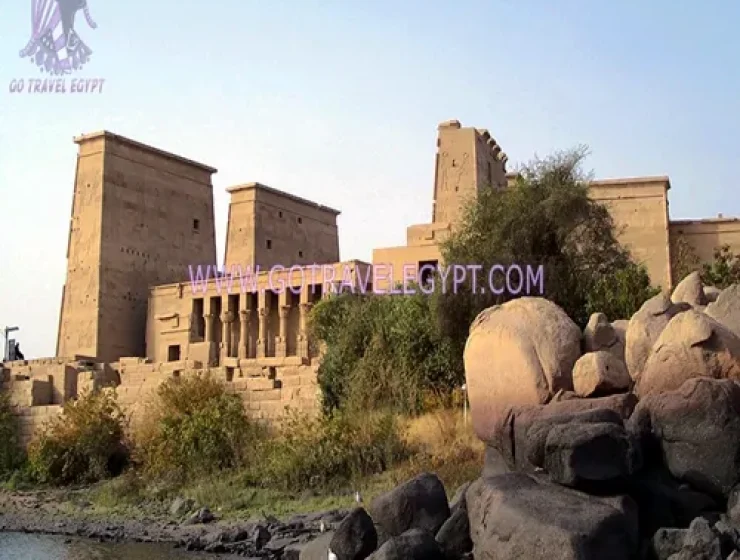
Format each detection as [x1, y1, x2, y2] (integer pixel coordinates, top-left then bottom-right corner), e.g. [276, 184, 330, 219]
[439, 152, 470, 195]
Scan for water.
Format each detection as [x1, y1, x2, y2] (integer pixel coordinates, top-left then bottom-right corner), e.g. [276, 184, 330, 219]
[0, 533, 222, 560]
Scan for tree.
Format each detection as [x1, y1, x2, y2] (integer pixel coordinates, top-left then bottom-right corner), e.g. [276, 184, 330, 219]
[435, 147, 658, 356]
[671, 235, 701, 284]
[701, 245, 740, 289]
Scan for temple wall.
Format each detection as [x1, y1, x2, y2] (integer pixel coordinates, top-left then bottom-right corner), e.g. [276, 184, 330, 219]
[669, 218, 740, 265]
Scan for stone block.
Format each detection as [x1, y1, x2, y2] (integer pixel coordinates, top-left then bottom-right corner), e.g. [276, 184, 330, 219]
[252, 388, 282, 402]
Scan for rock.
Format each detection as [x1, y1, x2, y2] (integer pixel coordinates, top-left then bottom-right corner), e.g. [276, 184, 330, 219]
[572, 351, 631, 397]
[612, 319, 629, 349]
[185, 507, 215, 525]
[542, 421, 633, 489]
[625, 292, 689, 382]
[449, 482, 471, 515]
[329, 508, 377, 560]
[706, 284, 740, 337]
[369, 473, 450, 538]
[712, 518, 740, 556]
[627, 468, 720, 537]
[169, 497, 194, 517]
[636, 309, 740, 397]
[464, 297, 582, 443]
[366, 528, 443, 560]
[651, 528, 687, 560]
[629, 377, 740, 498]
[525, 407, 625, 471]
[728, 484, 740, 525]
[672, 271, 707, 307]
[704, 286, 722, 303]
[466, 473, 638, 559]
[666, 517, 722, 559]
[300, 532, 334, 560]
[497, 394, 638, 471]
[482, 445, 510, 478]
[583, 313, 625, 362]
[435, 508, 471, 560]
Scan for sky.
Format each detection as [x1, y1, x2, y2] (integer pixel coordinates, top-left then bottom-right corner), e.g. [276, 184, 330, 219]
[0, 0, 738, 358]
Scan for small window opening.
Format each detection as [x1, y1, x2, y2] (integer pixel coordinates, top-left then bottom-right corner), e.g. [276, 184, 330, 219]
[266, 239, 272, 249]
[167, 345, 181, 362]
[193, 219, 200, 230]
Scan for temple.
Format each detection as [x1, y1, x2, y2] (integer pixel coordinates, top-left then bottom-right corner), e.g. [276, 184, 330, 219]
[2, 120, 739, 446]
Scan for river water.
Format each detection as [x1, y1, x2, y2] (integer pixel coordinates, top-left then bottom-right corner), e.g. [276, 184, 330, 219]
[0, 532, 224, 560]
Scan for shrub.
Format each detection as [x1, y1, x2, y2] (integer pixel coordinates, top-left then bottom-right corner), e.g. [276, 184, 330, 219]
[701, 245, 740, 289]
[28, 389, 127, 485]
[671, 235, 701, 284]
[585, 262, 661, 320]
[309, 291, 459, 415]
[250, 408, 409, 492]
[134, 374, 263, 483]
[0, 391, 22, 476]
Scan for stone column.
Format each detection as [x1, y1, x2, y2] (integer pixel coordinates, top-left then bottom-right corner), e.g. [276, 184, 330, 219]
[204, 313, 215, 342]
[238, 309, 251, 359]
[297, 302, 313, 359]
[276, 305, 290, 357]
[221, 311, 234, 361]
[257, 307, 269, 359]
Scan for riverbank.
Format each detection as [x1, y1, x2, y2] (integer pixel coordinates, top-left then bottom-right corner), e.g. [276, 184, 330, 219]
[0, 484, 353, 557]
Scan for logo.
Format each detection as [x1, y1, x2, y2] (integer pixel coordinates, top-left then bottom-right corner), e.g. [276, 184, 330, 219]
[9, 0, 106, 94]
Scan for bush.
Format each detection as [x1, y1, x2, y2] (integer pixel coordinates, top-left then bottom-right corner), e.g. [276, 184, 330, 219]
[28, 389, 127, 485]
[701, 245, 740, 289]
[585, 262, 661, 320]
[134, 374, 263, 483]
[0, 391, 22, 476]
[250, 408, 409, 492]
[309, 290, 459, 415]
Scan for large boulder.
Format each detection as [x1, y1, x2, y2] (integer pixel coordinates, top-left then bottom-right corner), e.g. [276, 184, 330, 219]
[466, 473, 638, 560]
[625, 293, 689, 383]
[583, 313, 625, 362]
[628, 377, 740, 499]
[635, 310, 740, 397]
[572, 351, 631, 397]
[464, 297, 582, 443]
[369, 473, 450, 538]
[435, 507, 472, 560]
[706, 284, 740, 337]
[496, 393, 638, 471]
[542, 421, 634, 490]
[367, 529, 444, 560]
[672, 271, 708, 307]
[330, 508, 377, 560]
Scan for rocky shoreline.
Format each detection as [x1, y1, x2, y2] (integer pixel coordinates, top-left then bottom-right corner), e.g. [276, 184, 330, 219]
[0, 489, 351, 558]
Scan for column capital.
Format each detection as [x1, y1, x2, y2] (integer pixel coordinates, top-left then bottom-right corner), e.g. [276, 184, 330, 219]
[240, 309, 252, 320]
[221, 311, 236, 324]
[259, 307, 268, 318]
[279, 305, 291, 318]
[204, 313, 215, 319]
[299, 302, 314, 312]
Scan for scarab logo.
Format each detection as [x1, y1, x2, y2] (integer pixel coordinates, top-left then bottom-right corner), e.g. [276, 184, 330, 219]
[19, 0, 97, 75]
[9, 0, 105, 94]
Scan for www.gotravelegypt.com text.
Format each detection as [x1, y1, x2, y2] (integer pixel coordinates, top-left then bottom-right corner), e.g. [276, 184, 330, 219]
[187, 263, 544, 296]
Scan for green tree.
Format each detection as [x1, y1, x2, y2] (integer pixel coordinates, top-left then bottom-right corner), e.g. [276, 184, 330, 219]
[701, 245, 740, 289]
[436, 146, 657, 356]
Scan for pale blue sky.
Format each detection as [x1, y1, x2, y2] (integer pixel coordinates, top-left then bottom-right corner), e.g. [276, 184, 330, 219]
[1, 1, 738, 358]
